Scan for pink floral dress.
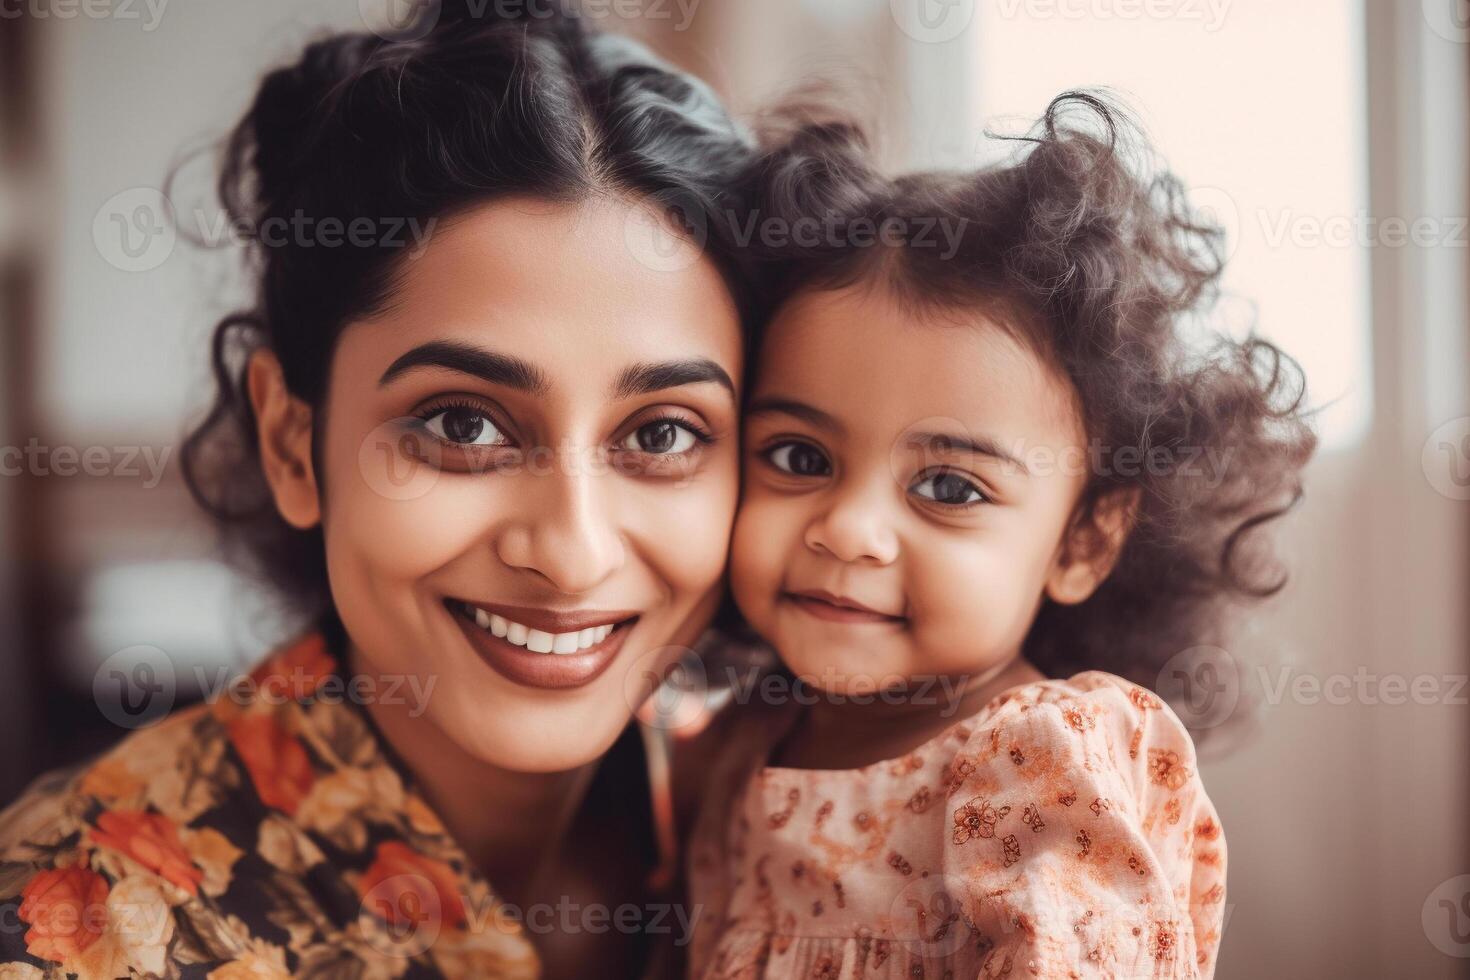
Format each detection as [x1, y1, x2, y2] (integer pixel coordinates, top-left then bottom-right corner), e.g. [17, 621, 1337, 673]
[686, 671, 1227, 979]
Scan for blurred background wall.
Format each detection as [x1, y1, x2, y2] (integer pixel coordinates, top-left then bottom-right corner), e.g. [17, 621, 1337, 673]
[0, 1, 1466, 976]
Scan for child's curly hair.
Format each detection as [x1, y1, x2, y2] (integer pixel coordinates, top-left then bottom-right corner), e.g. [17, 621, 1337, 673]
[733, 90, 1318, 735]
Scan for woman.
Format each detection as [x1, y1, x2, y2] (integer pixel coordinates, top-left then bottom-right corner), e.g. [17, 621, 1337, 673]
[0, 5, 756, 977]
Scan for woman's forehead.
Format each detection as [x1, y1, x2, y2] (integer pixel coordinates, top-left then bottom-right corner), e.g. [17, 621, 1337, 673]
[342, 196, 744, 379]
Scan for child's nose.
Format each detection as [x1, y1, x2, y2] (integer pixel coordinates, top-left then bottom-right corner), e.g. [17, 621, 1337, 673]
[803, 483, 900, 566]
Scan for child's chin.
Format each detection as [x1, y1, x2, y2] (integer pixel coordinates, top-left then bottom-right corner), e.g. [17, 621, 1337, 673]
[780, 651, 912, 700]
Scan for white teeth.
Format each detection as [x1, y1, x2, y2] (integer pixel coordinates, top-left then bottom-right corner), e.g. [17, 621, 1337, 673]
[462, 603, 624, 653]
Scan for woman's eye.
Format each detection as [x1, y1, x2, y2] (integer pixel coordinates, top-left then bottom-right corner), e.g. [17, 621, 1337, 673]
[767, 442, 831, 477]
[912, 471, 987, 506]
[621, 420, 700, 455]
[423, 407, 508, 447]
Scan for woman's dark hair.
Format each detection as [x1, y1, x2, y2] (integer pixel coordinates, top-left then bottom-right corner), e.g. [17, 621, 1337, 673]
[734, 91, 1318, 741]
[180, 2, 757, 633]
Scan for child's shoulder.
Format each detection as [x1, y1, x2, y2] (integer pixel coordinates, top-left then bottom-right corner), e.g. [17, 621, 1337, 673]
[950, 669, 1204, 792]
[975, 668, 1173, 721]
[976, 669, 1181, 731]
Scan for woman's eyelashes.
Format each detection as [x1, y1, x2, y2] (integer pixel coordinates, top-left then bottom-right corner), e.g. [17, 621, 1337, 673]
[404, 397, 715, 474]
[760, 439, 990, 509]
[417, 400, 511, 448]
[617, 416, 713, 455]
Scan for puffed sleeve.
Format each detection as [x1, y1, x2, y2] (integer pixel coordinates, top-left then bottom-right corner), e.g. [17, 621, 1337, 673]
[939, 671, 1226, 979]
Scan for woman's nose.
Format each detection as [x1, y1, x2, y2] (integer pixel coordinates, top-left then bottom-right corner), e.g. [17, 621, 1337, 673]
[494, 449, 626, 594]
[802, 479, 899, 566]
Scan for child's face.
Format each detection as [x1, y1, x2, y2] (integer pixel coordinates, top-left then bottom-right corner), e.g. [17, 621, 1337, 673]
[731, 283, 1108, 694]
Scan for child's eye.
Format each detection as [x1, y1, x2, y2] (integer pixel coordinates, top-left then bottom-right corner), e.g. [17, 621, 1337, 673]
[766, 441, 831, 477]
[422, 405, 510, 448]
[618, 419, 706, 455]
[911, 471, 988, 507]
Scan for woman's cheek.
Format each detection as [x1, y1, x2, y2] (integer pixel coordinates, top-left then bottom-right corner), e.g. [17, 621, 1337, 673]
[321, 420, 499, 577]
[332, 469, 499, 580]
[622, 459, 741, 597]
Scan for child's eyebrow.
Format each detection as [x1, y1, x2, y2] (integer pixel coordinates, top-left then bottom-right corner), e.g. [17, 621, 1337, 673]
[748, 399, 1030, 476]
[903, 431, 1031, 475]
[745, 397, 846, 435]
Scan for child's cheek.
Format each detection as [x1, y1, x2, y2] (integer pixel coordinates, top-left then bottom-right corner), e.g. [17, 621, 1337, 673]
[908, 537, 1033, 673]
[729, 490, 797, 636]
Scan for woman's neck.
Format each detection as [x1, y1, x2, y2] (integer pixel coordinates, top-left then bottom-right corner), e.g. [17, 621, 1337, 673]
[345, 639, 597, 909]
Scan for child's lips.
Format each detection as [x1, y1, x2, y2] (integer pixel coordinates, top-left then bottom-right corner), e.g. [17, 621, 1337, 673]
[783, 589, 906, 625]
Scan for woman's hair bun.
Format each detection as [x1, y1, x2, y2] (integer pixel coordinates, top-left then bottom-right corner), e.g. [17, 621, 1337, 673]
[236, 34, 379, 216]
[232, 3, 595, 221]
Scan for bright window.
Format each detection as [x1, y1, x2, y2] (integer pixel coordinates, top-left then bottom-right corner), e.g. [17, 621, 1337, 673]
[954, 0, 1372, 448]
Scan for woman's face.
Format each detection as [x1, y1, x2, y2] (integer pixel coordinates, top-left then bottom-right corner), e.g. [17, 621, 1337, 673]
[302, 196, 743, 771]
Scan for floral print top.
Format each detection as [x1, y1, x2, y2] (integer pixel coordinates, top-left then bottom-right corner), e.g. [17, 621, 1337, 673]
[0, 631, 541, 980]
[686, 671, 1227, 979]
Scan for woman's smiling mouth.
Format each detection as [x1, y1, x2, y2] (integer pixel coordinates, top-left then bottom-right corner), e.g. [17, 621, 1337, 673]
[445, 598, 641, 689]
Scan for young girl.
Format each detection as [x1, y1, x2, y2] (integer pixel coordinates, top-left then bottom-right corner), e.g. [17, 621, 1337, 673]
[684, 93, 1316, 978]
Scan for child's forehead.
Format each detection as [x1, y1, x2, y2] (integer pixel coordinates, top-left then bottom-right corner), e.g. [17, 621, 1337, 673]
[751, 284, 1084, 443]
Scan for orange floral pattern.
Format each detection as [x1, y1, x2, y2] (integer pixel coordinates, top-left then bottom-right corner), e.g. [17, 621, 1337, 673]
[358, 840, 469, 929]
[0, 631, 540, 978]
[248, 631, 336, 699]
[17, 867, 109, 964]
[225, 713, 315, 817]
[687, 671, 1228, 979]
[88, 809, 204, 897]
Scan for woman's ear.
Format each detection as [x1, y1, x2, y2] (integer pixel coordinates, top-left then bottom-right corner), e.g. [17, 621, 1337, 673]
[1044, 487, 1141, 606]
[247, 348, 321, 530]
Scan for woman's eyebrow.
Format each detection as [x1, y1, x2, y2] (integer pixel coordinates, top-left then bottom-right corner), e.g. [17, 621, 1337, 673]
[610, 358, 735, 399]
[378, 341, 549, 393]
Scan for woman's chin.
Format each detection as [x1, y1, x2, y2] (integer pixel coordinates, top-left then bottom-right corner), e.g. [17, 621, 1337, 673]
[439, 701, 633, 774]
